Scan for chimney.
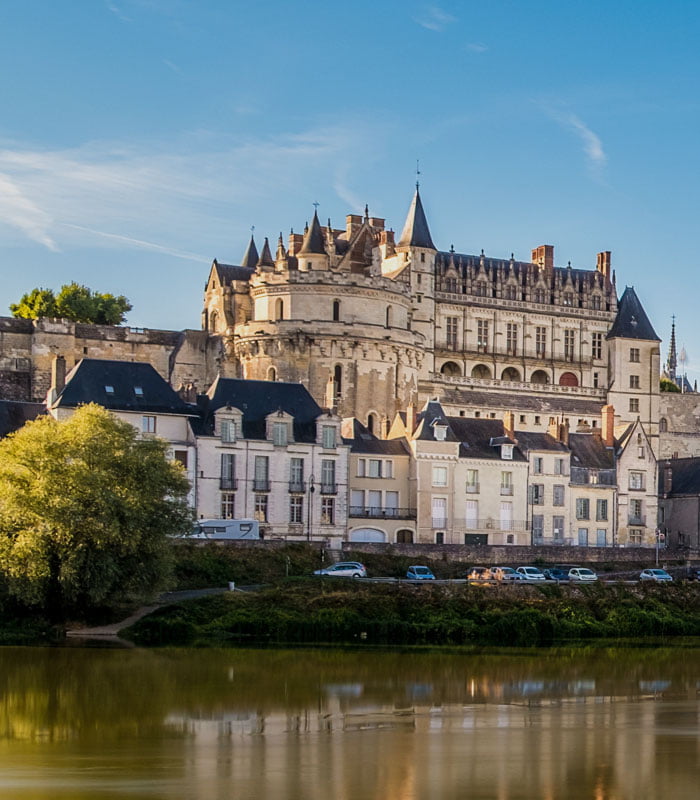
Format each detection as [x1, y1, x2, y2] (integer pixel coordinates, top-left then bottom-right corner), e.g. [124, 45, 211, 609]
[287, 232, 304, 257]
[602, 404, 615, 447]
[531, 245, 554, 271]
[177, 381, 197, 404]
[596, 251, 612, 281]
[369, 217, 385, 230]
[548, 416, 569, 445]
[406, 402, 417, 436]
[378, 229, 396, 259]
[46, 354, 66, 406]
[380, 416, 390, 439]
[325, 376, 337, 412]
[503, 410, 515, 440]
[346, 214, 362, 238]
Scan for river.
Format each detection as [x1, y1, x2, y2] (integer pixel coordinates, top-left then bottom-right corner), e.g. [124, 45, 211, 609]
[0, 643, 699, 799]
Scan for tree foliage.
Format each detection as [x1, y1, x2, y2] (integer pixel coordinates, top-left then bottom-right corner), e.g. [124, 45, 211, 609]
[660, 377, 681, 393]
[10, 283, 132, 325]
[0, 405, 192, 616]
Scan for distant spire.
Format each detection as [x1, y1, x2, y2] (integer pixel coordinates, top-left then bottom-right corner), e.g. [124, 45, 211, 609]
[667, 316, 677, 381]
[299, 210, 326, 255]
[240, 234, 258, 269]
[257, 237, 275, 268]
[276, 232, 286, 261]
[397, 186, 435, 249]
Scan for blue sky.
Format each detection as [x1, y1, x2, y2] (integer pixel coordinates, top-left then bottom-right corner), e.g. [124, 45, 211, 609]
[1, 1, 700, 378]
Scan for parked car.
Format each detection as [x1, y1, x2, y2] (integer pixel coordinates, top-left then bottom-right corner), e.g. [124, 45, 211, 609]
[406, 565, 435, 580]
[489, 566, 522, 581]
[543, 567, 569, 582]
[467, 567, 490, 581]
[640, 568, 673, 582]
[314, 562, 367, 578]
[515, 566, 546, 581]
[568, 567, 598, 582]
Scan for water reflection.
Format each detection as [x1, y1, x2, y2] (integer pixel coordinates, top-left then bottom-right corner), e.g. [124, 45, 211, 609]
[0, 645, 698, 798]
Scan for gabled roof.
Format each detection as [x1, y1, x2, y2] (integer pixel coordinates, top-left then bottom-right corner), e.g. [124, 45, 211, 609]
[53, 359, 195, 415]
[240, 235, 259, 269]
[606, 286, 660, 341]
[514, 430, 569, 453]
[298, 211, 326, 255]
[398, 187, 435, 250]
[660, 457, 700, 496]
[201, 376, 325, 442]
[568, 433, 615, 469]
[212, 260, 255, 284]
[341, 418, 411, 455]
[446, 417, 527, 461]
[0, 400, 46, 438]
[414, 400, 458, 441]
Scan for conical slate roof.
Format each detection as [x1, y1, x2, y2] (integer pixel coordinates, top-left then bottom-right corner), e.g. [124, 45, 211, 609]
[398, 187, 435, 249]
[240, 235, 259, 269]
[606, 286, 660, 341]
[257, 237, 275, 268]
[298, 211, 326, 255]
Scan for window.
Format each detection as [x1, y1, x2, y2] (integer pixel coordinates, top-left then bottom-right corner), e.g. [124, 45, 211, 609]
[384, 460, 394, 479]
[173, 450, 188, 468]
[321, 497, 335, 525]
[273, 421, 288, 446]
[134, 386, 144, 397]
[533, 457, 543, 474]
[332, 300, 340, 321]
[446, 316, 458, 349]
[321, 459, 336, 492]
[596, 499, 608, 521]
[629, 471, 645, 490]
[564, 330, 575, 361]
[220, 419, 236, 443]
[254, 456, 270, 491]
[465, 499, 478, 528]
[578, 528, 589, 546]
[333, 365, 342, 397]
[275, 299, 284, 320]
[142, 415, 156, 433]
[554, 458, 566, 475]
[563, 291, 574, 306]
[500, 471, 513, 495]
[290, 495, 303, 524]
[593, 372, 600, 388]
[535, 326, 547, 357]
[505, 284, 518, 300]
[630, 499, 643, 521]
[476, 280, 488, 297]
[532, 514, 544, 538]
[322, 425, 336, 449]
[254, 494, 268, 522]
[501, 444, 514, 460]
[596, 528, 607, 546]
[385, 491, 399, 515]
[576, 498, 590, 520]
[368, 459, 382, 478]
[553, 516, 564, 540]
[592, 294, 602, 310]
[500, 501, 513, 530]
[506, 322, 518, 355]
[629, 529, 643, 544]
[104, 385, 114, 394]
[477, 319, 489, 351]
[435, 531, 444, 544]
[630, 348, 640, 362]
[553, 484, 565, 506]
[629, 398, 639, 413]
[466, 469, 479, 493]
[290, 457, 304, 492]
[591, 333, 603, 360]
[432, 497, 447, 527]
[357, 459, 366, 477]
[432, 466, 448, 486]
[630, 375, 640, 389]
[535, 288, 546, 304]
[220, 453, 236, 489]
[530, 484, 544, 505]
[660, 417, 668, 433]
[221, 493, 235, 519]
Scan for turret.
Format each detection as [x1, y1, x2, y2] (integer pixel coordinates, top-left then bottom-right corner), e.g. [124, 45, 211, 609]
[240, 235, 259, 269]
[298, 210, 329, 271]
[256, 237, 275, 271]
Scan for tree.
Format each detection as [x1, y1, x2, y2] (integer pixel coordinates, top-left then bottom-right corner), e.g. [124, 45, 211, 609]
[10, 283, 132, 325]
[660, 377, 681, 393]
[0, 404, 192, 616]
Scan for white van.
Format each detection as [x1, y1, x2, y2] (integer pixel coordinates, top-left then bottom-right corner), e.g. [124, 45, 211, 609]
[190, 519, 260, 540]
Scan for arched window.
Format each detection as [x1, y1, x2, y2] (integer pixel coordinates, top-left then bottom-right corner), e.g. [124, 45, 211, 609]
[332, 300, 340, 321]
[531, 369, 549, 385]
[275, 299, 284, 320]
[441, 361, 461, 377]
[471, 364, 491, 379]
[501, 367, 521, 382]
[396, 529, 414, 544]
[660, 417, 668, 433]
[334, 364, 343, 397]
[559, 372, 579, 387]
[367, 413, 377, 435]
[386, 306, 393, 328]
[267, 366, 277, 382]
[209, 310, 218, 332]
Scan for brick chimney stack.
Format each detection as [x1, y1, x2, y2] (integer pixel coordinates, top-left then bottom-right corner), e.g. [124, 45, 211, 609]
[596, 251, 612, 281]
[602, 404, 615, 447]
[503, 410, 515, 440]
[46, 354, 66, 406]
[380, 416, 390, 439]
[406, 402, 417, 436]
[548, 416, 569, 445]
[531, 245, 554, 271]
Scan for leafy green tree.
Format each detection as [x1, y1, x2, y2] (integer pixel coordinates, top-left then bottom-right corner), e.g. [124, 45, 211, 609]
[10, 283, 132, 325]
[9, 288, 58, 319]
[660, 377, 681, 393]
[0, 404, 192, 616]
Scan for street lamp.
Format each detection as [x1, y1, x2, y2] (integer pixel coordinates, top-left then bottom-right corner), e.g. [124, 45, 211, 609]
[307, 473, 315, 541]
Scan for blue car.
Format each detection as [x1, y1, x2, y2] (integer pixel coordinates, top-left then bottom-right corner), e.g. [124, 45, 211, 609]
[406, 565, 435, 580]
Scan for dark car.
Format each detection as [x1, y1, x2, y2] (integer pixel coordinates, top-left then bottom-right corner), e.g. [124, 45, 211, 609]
[543, 567, 569, 582]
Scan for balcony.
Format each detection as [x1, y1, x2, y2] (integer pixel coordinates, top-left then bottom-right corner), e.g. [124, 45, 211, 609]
[432, 518, 448, 529]
[628, 515, 646, 526]
[500, 486, 513, 496]
[466, 483, 480, 494]
[253, 479, 271, 492]
[320, 482, 338, 495]
[219, 477, 238, 490]
[533, 536, 575, 546]
[288, 480, 306, 493]
[349, 506, 417, 520]
[571, 467, 616, 486]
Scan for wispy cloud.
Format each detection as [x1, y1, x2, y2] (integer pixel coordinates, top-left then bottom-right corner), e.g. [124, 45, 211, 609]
[105, 2, 132, 22]
[547, 110, 607, 175]
[162, 59, 182, 74]
[0, 173, 57, 250]
[465, 42, 488, 53]
[414, 5, 456, 32]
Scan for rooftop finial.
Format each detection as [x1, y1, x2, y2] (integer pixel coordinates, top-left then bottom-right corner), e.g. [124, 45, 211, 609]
[364, 203, 369, 221]
[416, 158, 421, 190]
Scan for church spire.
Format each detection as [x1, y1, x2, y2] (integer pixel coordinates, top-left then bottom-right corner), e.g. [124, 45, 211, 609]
[667, 316, 677, 382]
[299, 210, 326, 255]
[240, 234, 259, 269]
[397, 186, 435, 249]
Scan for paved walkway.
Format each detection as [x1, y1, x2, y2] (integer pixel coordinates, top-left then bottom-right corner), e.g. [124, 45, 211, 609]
[65, 587, 229, 639]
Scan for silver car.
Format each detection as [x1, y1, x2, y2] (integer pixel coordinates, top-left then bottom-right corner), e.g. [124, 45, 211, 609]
[640, 568, 673, 582]
[568, 567, 598, 582]
[314, 562, 367, 578]
[515, 566, 546, 581]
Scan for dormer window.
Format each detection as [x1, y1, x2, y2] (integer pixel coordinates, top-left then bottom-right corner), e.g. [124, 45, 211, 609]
[220, 419, 236, 443]
[273, 421, 288, 446]
[433, 423, 447, 441]
[501, 444, 514, 460]
[134, 386, 143, 397]
[105, 385, 114, 394]
[322, 425, 336, 449]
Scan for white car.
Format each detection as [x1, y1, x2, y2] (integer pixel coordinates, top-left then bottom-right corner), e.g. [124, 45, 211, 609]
[489, 566, 523, 581]
[568, 567, 598, 582]
[313, 562, 367, 578]
[640, 568, 673, 582]
[515, 566, 546, 581]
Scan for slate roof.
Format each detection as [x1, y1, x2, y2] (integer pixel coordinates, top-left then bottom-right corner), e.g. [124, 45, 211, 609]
[515, 431, 569, 453]
[414, 400, 459, 441]
[342, 420, 411, 455]
[298, 211, 326, 255]
[212, 260, 255, 284]
[446, 417, 528, 461]
[0, 400, 46, 438]
[659, 457, 700, 496]
[568, 432, 615, 469]
[398, 187, 436, 249]
[240, 235, 259, 269]
[257, 237, 275, 268]
[437, 386, 605, 416]
[53, 359, 196, 415]
[201, 376, 325, 442]
[606, 286, 660, 341]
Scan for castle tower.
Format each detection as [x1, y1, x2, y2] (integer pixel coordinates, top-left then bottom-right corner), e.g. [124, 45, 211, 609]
[297, 211, 329, 271]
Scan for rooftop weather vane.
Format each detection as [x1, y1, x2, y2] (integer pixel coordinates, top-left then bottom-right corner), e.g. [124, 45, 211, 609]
[416, 159, 421, 189]
[312, 201, 319, 212]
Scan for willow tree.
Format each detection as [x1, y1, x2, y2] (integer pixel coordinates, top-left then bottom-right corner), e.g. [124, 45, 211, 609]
[0, 404, 192, 616]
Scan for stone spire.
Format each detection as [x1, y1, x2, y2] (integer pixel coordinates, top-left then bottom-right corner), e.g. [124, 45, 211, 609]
[256, 237, 275, 269]
[299, 210, 326, 255]
[398, 186, 435, 249]
[667, 316, 677, 382]
[240, 234, 259, 269]
[275, 232, 286, 261]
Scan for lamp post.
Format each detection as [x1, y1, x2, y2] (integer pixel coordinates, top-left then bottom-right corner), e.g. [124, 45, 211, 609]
[307, 474, 315, 541]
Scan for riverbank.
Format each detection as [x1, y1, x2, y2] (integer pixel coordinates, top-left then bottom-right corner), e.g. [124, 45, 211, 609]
[122, 579, 700, 647]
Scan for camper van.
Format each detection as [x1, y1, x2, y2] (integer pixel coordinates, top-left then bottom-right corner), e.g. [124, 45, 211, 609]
[190, 519, 260, 540]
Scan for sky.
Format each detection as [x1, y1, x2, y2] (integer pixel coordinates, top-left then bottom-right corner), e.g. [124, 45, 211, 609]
[2, 1, 700, 378]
